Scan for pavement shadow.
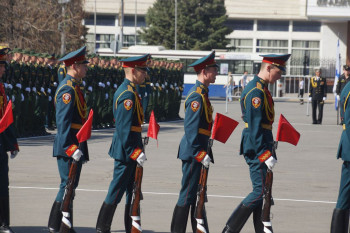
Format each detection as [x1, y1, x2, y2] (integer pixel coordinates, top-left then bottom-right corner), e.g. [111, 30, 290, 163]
[11, 226, 167, 233]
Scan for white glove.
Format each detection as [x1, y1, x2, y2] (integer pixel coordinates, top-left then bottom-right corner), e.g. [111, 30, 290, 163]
[25, 87, 31, 92]
[323, 97, 326, 101]
[337, 95, 340, 101]
[170, 84, 174, 89]
[105, 93, 108, 100]
[11, 96, 15, 102]
[8, 84, 13, 89]
[4, 83, 8, 88]
[265, 156, 277, 170]
[136, 152, 147, 166]
[16, 83, 21, 89]
[32, 87, 36, 92]
[107, 81, 110, 86]
[114, 84, 118, 89]
[88, 86, 92, 92]
[308, 97, 312, 101]
[47, 88, 51, 94]
[98, 82, 103, 87]
[150, 83, 154, 87]
[161, 84, 165, 89]
[10, 150, 19, 159]
[72, 149, 83, 162]
[54, 82, 58, 87]
[82, 81, 86, 86]
[156, 83, 159, 87]
[49, 96, 52, 101]
[201, 154, 211, 168]
[40, 87, 45, 93]
[165, 81, 168, 86]
[21, 94, 24, 101]
[145, 92, 148, 97]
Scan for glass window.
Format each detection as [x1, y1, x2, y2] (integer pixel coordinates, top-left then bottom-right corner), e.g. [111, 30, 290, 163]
[228, 39, 253, 52]
[256, 39, 288, 53]
[290, 40, 320, 75]
[225, 20, 254, 30]
[124, 15, 147, 27]
[257, 20, 289, 31]
[292, 40, 319, 48]
[122, 35, 146, 47]
[293, 21, 321, 32]
[85, 15, 116, 26]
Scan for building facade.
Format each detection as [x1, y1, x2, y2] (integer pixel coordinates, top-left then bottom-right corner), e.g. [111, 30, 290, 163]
[84, 0, 350, 76]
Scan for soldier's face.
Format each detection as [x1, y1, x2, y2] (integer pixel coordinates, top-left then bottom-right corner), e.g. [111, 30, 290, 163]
[268, 66, 282, 84]
[204, 67, 217, 84]
[75, 63, 88, 79]
[133, 68, 147, 84]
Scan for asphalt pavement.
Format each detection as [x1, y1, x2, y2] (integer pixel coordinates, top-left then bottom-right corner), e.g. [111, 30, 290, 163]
[8, 99, 342, 232]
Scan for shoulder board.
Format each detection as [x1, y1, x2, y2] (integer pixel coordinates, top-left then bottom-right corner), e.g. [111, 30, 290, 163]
[256, 82, 263, 90]
[195, 87, 202, 94]
[127, 85, 134, 92]
[67, 80, 73, 87]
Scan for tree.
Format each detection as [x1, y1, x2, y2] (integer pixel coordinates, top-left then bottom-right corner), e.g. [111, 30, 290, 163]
[0, 0, 87, 55]
[139, 0, 232, 51]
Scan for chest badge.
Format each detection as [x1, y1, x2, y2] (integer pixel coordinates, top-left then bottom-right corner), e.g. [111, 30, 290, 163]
[124, 99, 133, 110]
[62, 93, 71, 104]
[252, 97, 261, 108]
[191, 101, 200, 112]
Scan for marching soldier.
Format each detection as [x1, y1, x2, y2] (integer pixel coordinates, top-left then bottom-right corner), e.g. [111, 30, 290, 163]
[309, 68, 327, 124]
[0, 48, 20, 233]
[331, 64, 350, 232]
[57, 61, 67, 84]
[48, 46, 89, 233]
[96, 54, 149, 233]
[170, 51, 217, 233]
[222, 54, 291, 233]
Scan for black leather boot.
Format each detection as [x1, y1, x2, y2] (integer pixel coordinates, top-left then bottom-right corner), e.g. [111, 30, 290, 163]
[124, 204, 132, 233]
[96, 202, 117, 233]
[252, 206, 264, 233]
[170, 205, 190, 233]
[0, 197, 15, 233]
[222, 203, 252, 233]
[190, 204, 209, 233]
[330, 208, 349, 233]
[48, 201, 62, 233]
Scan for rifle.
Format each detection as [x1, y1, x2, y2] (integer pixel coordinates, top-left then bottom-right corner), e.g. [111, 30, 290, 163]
[194, 138, 213, 233]
[130, 136, 148, 233]
[59, 160, 78, 233]
[261, 141, 277, 233]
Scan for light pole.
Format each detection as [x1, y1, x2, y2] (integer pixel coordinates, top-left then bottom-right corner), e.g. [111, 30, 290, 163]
[58, 0, 70, 55]
[135, 0, 137, 45]
[175, 0, 177, 50]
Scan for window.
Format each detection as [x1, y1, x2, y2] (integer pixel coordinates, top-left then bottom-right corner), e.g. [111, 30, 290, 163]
[124, 15, 146, 27]
[257, 20, 289, 31]
[85, 15, 116, 26]
[227, 39, 253, 52]
[225, 20, 254, 30]
[256, 39, 288, 53]
[86, 33, 116, 50]
[122, 35, 146, 47]
[293, 21, 321, 32]
[290, 40, 320, 75]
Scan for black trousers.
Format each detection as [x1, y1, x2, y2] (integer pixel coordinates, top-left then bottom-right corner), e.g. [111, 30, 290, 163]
[312, 100, 324, 123]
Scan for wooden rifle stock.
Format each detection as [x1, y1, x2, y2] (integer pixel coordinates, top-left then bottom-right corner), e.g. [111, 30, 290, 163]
[130, 164, 143, 233]
[195, 166, 208, 233]
[261, 169, 274, 233]
[59, 161, 78, 233]
[130, 137, 148, 233]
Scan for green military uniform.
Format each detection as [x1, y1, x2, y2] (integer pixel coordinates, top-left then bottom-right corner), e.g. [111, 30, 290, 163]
[96, 54, 148, 233]
[309, 71, 327, 124]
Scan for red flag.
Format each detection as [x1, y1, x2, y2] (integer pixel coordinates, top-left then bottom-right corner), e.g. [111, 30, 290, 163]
[0, 100, 14, 134]
[147, 110, 160, 140]
[276, 114, 300, 146]
[76, 109, 94, 143]
[211, 113, 239, 144]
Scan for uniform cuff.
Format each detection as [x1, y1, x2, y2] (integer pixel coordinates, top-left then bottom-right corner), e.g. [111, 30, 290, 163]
[195, 150, 206, 162]
[130, 147, 142, 160]
[66, 144, 78, 157]
[258, 150, 272, 162]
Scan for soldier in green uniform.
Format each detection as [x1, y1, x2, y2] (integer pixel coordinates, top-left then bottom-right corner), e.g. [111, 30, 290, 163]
[222, 54, 291, 233]
[0, 48, 20, 233]
[48, 46, 89, 233]
[170, 51, 217, 233]
[336, 65, 350, 124]
[309, 68, 327, 124]
[331, 66, 350, 232]
[47, 54, 58, 130]
[96, 54, 149, 233]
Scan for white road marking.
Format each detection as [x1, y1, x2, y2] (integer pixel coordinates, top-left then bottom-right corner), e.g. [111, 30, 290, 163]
[9, 186, 335, 204]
